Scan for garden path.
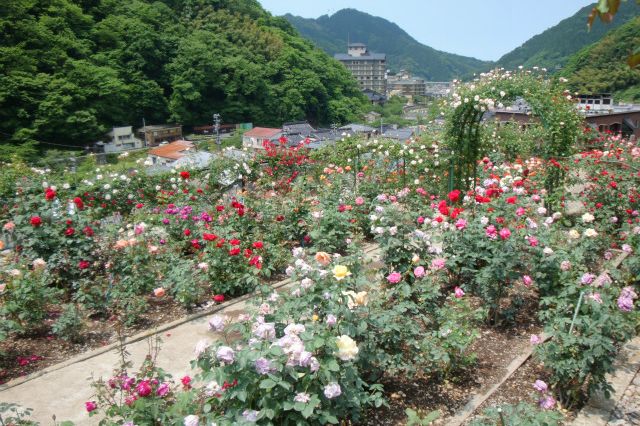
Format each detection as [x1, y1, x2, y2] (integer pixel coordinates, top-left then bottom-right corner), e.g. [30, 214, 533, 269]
[0, 245, 382, 424]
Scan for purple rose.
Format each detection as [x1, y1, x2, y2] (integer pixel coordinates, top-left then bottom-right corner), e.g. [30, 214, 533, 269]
[324, 382, 342, 399]
[216, 346, 235, 364]
[254, 357, 273, 375]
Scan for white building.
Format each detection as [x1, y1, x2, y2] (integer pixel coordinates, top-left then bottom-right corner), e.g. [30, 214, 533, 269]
[104, 126, 143, 153]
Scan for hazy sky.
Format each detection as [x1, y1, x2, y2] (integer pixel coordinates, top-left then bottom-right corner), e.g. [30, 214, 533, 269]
[258, 0, 596, 61]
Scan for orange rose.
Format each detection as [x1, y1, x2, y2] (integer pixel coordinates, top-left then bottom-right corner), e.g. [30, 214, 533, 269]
[315, 251, 331, 266]
[153, 287, 166, 297]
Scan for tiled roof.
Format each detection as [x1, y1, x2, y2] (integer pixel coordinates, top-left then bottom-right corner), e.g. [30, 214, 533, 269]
[243, 127, 281, 138]
[148, 140, 194, 160]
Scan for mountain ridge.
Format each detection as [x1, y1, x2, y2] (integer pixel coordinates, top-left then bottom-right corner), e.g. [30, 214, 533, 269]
[284, 8, 491, 81]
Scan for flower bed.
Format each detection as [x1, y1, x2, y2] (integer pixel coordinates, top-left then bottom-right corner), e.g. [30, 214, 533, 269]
[1, 72, 639, 425]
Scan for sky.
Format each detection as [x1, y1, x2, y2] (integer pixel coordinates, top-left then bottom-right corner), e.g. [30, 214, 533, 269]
[258, 0, 596, 61]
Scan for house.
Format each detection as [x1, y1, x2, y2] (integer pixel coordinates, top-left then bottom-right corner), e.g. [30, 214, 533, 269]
[137, 124, 183, 147]
[339, 124, 376, 134]
[147, 140, 195, 166]
[387, 70, 426, 98]
[242, 127, 282, 150]
[335, 43, 387, 94]
[382, 128, 415, 141]
[282, 121, 316, 137]
[103, 126, 143, 153]
[364, 111, 381, 124]
[363, 89, 387, 106]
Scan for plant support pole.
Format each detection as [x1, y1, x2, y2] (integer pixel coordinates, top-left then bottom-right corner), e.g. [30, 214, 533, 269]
[569, 291, 585, 334]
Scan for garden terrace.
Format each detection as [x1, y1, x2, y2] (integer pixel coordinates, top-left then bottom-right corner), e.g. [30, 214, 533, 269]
[0, 71, 639, 426]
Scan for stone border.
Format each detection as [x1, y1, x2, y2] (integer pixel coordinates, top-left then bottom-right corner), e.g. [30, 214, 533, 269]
[0, 243, 379, 391]
[446, 250, 630, 426]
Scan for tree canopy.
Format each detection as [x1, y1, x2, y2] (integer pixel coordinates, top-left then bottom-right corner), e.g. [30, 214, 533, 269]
[0, 0, 367, 152]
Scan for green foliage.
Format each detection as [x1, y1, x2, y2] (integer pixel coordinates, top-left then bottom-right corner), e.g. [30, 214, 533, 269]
[469, 402, 562, 426]
[0, 402, 37, 426]
[0, 0, 366, 149]
[284, 9, 491, 80]
[563, 17, 640, 102]
[52, 303, 84, 342]
[405, 408, 440, 426]
[497, 0, 637, 71]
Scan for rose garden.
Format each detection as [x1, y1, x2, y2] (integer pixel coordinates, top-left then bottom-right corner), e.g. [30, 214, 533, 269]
[1, 70, 639, 425]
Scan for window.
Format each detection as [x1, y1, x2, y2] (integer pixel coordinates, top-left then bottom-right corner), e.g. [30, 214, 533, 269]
[603, 99, 611, 105]
[595, 100, 600, 104]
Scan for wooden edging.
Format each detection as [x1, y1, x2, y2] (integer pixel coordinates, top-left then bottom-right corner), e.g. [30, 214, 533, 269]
[0, 243, 379, 391]
[446, 249, 630, 426]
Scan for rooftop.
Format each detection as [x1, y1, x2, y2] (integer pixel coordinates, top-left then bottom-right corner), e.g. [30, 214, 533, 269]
[243, 127, 281, 138]
[148, 140, 195, 160]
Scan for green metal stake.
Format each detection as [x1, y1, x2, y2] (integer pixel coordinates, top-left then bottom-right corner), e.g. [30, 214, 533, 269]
[569, 291, 585, 334]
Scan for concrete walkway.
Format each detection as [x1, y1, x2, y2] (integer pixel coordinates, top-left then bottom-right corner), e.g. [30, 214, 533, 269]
[0, 245, 381, 424]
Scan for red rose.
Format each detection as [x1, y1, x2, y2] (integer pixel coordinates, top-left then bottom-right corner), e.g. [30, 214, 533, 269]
[136, 380, 152, 397]
[180, 171, 190, 180]
[83, 226, 94, 237]
[136, 203, 144, 209]
[244, 248, 253, 258]
[181, 376, 192, 389]
[506, 196, 517, 204]
[78, 260, 90, 269]
[45, 188, 56, 201]
[216, 205, 225, 212]
[609, 181, 617, 189]
[65, 227, 75, 236]
[237, 208, 245, 217]
[229, 239, 241, 246]
[191, 239, 201, 250]
[203, 233, 218, 241]
[30, 216, 42, 227]
[183, 229, 191, 236]
[229, 247, 241, 256]
[252, 241, 263, 249]
[448, 190, 461, 203]
[212, 294, 225, 303]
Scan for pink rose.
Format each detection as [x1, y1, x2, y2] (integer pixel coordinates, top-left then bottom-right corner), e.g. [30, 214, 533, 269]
[85, 401, 97, 412]
[455, 218, 467, 230]
[414, 266, 425, 278]
[386, 272, 402, 284]
[454, 286, 465, 298]
[355, 196, 364, 206]
[499, 228, 511, 240]
[522, 275, 533, 287]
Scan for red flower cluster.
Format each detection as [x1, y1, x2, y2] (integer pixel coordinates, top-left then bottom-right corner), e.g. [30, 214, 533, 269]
[180, 171, 190, 180]
[45, 188, 56, 201]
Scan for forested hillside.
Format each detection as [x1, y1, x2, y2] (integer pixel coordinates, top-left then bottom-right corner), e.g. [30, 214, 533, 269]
[284, 9, 491, 81]
[0, 0, 366, 152]
[496, 0, 636, 71]
[563, 17, 640, 102]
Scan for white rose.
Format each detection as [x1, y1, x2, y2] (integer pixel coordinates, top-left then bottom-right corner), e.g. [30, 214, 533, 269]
[336, 335, 359, 361]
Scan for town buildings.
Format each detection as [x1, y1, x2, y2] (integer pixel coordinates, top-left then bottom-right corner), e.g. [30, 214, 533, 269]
[103, 126, 143, 153]
[387, 70, 426, 98]
[242, 127, 282, 150]
[335, 43, 387, 95]
[137, 124, 183, 147]
[147, 140, 196, 166]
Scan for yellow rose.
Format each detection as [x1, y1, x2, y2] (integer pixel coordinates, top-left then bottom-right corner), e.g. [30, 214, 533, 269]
[568, 229, 580, 239]
[333, 265, 351, 281]
[312, 314, 319, 322]
[342, 291, 368, 310]
[336, 335, 359, 361]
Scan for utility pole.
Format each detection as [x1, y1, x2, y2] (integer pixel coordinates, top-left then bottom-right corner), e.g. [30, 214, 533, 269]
[142, 118, 147, 147]
[213, 113, 221, 149]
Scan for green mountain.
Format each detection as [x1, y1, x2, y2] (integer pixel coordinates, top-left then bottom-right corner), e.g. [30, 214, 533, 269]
[563, 17, 640, 102]
[284, 9, 492, 81]
[496, 1, 637, 71]
[0, 0, 365, 149]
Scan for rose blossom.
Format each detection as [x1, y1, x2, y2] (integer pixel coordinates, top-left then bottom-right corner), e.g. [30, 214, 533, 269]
[324, 382, 342, 399]
[539, 395, 556, 410]
[522, 275, 533, 287]
[454, 286, 465, 298]
[386, 271, 402, 284]
[414, 266, 425, 278]
[242, 410, 259, 422]
[326, 314, 337, 326]
[216, 346, 235, 364]
[208, 315, 226, 332]
[194, 339, 210, 358]
[255, 357, 274, 375]
[455, 218, 467, 230]
[560, 260, 571, 271]
[85, 401, 97, 412]
[294, 392, 311, 403]
[336, 335, 358, 361]
[499, 228, 511, 240]
[183, 415, 199, 426]
[153, 287, 165, 297]
[530, 334, 541, 345]
[533, 379, 548, 393]
[431, 258, 446, 270]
